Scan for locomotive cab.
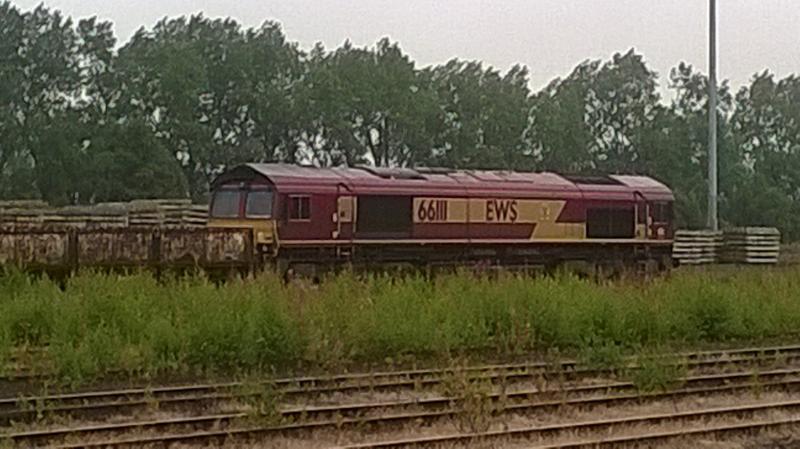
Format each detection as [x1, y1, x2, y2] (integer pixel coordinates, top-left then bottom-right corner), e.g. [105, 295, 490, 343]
[650, 201, 673, 240]
[208, 183, 277, 249]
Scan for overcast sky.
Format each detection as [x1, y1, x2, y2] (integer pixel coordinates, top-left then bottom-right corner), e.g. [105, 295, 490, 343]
[12, 0, 800, 93]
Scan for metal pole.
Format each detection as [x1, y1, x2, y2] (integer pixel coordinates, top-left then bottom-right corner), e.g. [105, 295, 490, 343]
[707, 0, 719, 231]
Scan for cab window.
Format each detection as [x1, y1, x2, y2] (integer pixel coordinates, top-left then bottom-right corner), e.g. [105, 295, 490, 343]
[652, 202, 672, 222]
[210, 190, 242, 218]
[289, 195, 311, 220]
[245, 190, 273, 218]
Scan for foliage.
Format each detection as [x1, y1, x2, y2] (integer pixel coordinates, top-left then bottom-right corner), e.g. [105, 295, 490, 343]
[438, 361, 498, 433]
[1, 3, 800, 235]
[0, 270, 301, 384]
[628, 350, 688, 393]
[3, 267, 800, 384]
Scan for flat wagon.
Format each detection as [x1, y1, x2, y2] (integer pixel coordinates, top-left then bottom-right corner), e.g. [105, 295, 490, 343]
[0, 227, 254, 273]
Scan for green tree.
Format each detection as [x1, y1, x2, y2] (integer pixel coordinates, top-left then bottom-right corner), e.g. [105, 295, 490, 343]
[240, 22, 308, 163]
[655, 62, 738, 229]
[307, 38, 442, 167]
[423, 60, 533, 170]
[584, 50, 661, 173]
[118, 15, 305, 200]
[730, 72, 800, 238]
[86, 118, 188, 201]
[119, 16, 226, 201]
[0, 2, 35, 198]
[0, 4, 85, 203]
[531, 60, 600, 172]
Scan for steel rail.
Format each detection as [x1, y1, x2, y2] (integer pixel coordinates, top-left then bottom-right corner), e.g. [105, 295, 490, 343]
[3, 342, 798, 413]
[11, 367, 800, 447]
[46, 383, 800, 448]
[529, 416, 800, 448]
[4, 341, 800, 395]
[1, 348, 796, 426]
[339, 399, 800, 448]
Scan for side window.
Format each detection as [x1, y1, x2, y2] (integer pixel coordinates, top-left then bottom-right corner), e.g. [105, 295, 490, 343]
[289, 196, 311, 220]
[586, 208, 635, 239]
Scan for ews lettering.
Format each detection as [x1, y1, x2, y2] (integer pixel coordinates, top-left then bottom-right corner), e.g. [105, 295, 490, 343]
[417, 199, 448, 222]
[486, 200, 518, 223]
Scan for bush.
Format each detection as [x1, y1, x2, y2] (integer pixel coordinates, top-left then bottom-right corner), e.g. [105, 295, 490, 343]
[1, 266, 800, 384]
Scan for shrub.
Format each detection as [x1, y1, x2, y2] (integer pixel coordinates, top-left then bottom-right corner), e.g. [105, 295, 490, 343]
[2, 266, 800, 384]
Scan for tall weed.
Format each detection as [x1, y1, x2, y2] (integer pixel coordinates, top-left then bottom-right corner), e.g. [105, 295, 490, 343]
[2, 266, 800, 384]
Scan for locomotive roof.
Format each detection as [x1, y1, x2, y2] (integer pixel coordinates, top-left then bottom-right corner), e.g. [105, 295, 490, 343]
[212, 163, 673, 201]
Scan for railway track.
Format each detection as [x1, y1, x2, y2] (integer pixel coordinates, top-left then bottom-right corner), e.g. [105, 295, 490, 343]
[6, 363, 800, 447]
[3, 341, 799, 388]
[2, 341, 799, 426]
[3, 343, 800, 447]
[340, 400, 800, 448]
[0, 345, 800, 423]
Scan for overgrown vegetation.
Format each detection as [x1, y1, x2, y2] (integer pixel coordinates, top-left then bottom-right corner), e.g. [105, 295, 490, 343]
[1, 267, 800, 385]
[628, 351, 688, 393]
[439, 363, 499, 433]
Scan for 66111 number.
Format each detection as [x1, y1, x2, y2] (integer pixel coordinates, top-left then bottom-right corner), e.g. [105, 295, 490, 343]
[416, 199, 448, 222]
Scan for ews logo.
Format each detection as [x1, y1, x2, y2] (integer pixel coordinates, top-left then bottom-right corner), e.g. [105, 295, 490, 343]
[486, 199, 518, 223]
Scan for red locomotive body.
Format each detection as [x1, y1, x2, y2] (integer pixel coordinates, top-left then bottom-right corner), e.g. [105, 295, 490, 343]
[209, 164, 674, 273]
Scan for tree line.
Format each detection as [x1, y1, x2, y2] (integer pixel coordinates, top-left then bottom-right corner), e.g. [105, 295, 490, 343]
[1, 4, 799, 237]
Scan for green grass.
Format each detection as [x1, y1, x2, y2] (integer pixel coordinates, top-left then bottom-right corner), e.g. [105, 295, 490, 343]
[1, 266, 800, 385]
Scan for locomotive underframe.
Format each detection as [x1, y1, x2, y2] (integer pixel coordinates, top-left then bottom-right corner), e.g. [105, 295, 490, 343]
[270, 240, 673, 278]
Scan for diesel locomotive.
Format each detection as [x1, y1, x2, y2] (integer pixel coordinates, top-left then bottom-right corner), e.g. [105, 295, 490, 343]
[208, 164, 674, 275]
